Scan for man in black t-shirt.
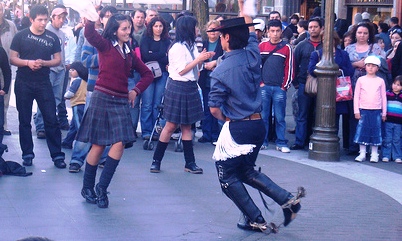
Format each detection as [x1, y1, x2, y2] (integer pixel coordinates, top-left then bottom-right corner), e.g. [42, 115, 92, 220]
[9, 5, 66, 168]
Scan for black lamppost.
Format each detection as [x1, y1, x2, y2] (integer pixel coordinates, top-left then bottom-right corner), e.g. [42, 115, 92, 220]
[308, 0, 340, 161]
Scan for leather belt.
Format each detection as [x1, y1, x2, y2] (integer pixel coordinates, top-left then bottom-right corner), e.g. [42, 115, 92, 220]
[225, 113, 261, 122]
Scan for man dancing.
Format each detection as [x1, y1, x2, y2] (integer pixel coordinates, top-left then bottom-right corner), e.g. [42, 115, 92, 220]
[208, 0, 304, 232]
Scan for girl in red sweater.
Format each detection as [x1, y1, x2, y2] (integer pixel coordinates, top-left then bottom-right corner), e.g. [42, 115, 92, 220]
[77, 14, 153, 208]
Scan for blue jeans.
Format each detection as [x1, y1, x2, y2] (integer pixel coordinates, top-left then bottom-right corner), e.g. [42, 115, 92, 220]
[382, 122, 402, 159]
[140, 71, 167, 138]
[128, 71, 141, 134]
[15, 78, 64, 160]
[70, 91, 109, 166]
[35, 69, 66, 132]
[294, 83, 314, 146]
[0, 95, 4, 143]
[57, 69, 70, 126]
[261, 85, 288, 147]
[62, 104, 85, 146]
[201, 87, 220, 141]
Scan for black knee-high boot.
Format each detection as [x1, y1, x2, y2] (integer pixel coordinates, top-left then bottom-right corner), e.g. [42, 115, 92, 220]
[96, 156, 120, 208]
[81, 162, 97, 204]
[183, 140, 203, 174]
[150, 141, 169, 173]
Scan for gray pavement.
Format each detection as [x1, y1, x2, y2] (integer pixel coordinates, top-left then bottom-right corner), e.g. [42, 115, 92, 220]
[1, 104, 402, 241]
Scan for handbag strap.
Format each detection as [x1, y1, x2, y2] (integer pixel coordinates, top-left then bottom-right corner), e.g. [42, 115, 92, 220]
[368, 44, 374, 55]
[184, 42, 199, 81]
[315, 49, 321, 62]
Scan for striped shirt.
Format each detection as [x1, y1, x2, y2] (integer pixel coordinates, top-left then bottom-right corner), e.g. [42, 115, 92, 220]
[386, 90, 402, 124]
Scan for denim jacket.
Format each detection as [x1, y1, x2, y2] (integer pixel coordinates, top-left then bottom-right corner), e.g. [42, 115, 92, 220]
[209, 32, 262, 120]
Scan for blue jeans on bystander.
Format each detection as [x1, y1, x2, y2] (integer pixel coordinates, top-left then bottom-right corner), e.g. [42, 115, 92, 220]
[261, 85, 288, 147]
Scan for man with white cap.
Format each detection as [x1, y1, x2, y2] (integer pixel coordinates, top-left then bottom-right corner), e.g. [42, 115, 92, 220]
[253, 18, 265, 42]
[34, 4, 68, 139]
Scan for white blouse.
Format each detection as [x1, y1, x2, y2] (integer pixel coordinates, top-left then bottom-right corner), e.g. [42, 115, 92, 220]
[168, 42, 199, 81]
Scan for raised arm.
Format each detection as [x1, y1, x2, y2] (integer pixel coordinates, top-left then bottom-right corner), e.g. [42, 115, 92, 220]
[238, 0, 254, 32]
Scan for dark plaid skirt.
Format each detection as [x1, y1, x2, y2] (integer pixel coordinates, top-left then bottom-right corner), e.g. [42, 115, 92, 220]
[76, 90, 135, 145]
[163, 78, 203, 124]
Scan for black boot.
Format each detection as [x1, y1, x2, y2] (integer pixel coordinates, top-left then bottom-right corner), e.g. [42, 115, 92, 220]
[183, 140, 203, 174]
[151, 141, 168, 173]
[237, 214, 266, 232]
[82, 162, 97, 204]
[95, 183, 109, 208]
[150, 160, 161, 173]
[282, 187, 305, 226]
[96, 156, 120, 208]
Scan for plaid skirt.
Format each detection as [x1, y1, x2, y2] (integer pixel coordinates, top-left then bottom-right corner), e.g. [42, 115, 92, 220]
[76, 90, 135, 145]
[163, 78, 203, 124]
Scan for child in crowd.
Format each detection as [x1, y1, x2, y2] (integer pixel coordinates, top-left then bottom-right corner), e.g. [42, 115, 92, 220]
[353, 55, 387, 163]
[64, 62, 87, 99]
[382, 75, 402, 163]
[61, 62, 88, 151]
[375, 36, 385, 51]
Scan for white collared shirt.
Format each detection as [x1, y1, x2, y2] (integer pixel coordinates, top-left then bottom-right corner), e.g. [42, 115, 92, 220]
[168, 42, 199, 81]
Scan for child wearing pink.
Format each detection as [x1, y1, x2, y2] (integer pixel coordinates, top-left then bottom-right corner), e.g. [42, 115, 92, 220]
[353, 56, 387, 163]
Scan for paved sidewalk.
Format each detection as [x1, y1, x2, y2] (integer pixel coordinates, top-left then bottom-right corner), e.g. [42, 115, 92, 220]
[1, 106, 401, 241]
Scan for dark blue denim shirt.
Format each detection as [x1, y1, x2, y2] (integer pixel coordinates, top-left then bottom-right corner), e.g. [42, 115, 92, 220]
[208, 32, 262, 120]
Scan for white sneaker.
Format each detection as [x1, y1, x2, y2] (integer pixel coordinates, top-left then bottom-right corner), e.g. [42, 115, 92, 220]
[171, 133, 180, 140]
[370, 154, 379, 163]
[382, 157, 389, 162]
[276, 146, 290, 153]
[395, 158, 402, 163]
[355, 152, 366, 162]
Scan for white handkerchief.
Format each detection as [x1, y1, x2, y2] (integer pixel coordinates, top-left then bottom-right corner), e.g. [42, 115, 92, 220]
[64, 0, 99, 22]
[243, 0, 257, 17]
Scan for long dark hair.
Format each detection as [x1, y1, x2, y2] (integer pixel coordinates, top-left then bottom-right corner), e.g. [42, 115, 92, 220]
[174, 15, 197, 46]
[146, 16, 169, 40]
[102, 14, 133, 43]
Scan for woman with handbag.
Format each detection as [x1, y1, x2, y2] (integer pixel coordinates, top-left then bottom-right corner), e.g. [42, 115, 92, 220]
[149, 15, 214, 174]
[140, 16, 171, 140]
[345, 22, 385, 155]
[308, 32, 354, 151]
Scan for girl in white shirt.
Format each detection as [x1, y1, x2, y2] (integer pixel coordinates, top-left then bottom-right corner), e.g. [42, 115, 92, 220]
[150, 15, 214, 174]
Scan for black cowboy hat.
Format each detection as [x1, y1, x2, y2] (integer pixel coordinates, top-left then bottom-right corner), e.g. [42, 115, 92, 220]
[207, 17, 257, 32]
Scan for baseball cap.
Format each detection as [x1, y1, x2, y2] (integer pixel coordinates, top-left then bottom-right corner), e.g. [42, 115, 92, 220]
[253, 18, 265, 32]
[51, 7, 68, 17]
[364, 55, 381, 66]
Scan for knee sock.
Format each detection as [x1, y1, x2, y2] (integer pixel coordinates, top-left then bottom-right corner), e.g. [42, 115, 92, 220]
[153, 141, 168, 162]
[359, 145, 366, 154]
[371, 146, 378, 155]
[98, 156, 120, 191]
[83, 162, 97, 189]
[183, 140, 195, 164]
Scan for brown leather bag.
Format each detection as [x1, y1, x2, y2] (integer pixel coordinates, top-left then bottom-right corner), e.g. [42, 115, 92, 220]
[304, 74, 318, 96]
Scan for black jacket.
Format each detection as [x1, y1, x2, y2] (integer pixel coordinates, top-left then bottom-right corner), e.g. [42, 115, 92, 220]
[293, 39, 323, 86]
